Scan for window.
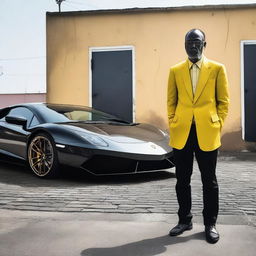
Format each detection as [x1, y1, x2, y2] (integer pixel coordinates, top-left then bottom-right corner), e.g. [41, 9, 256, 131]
[5, 107, 37, 128]
[30, 115, 40, 127]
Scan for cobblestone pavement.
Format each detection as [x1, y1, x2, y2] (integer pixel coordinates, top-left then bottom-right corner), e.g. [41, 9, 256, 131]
[0, 153, 255, 219]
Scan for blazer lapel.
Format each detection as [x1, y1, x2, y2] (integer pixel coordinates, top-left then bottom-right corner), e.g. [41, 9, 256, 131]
[193, 58, 211, 103]
[182, 60, 193, 102]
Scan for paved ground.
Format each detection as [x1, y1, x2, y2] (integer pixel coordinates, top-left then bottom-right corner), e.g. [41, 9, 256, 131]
[0, 210, 256, 256]
[0, 152, 256, 256]
[0, 153, 255, 218]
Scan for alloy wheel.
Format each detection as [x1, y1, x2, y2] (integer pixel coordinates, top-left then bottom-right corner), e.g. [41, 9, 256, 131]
[28, 135, 54, 177]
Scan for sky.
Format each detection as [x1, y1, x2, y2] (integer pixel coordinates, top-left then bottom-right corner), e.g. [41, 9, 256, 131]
[1, 0, 256, 94]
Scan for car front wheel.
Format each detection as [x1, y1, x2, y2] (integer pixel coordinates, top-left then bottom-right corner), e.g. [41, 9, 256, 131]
[28, 133, 60, 178]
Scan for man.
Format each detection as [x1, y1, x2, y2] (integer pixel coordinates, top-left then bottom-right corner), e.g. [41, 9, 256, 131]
[167, 29, 229, 243]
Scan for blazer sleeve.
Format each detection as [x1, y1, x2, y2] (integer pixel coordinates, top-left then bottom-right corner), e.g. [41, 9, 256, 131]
[167, 68, 178, 125]
[216, 65, 230, 128]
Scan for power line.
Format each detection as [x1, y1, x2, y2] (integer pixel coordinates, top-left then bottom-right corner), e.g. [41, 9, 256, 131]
[63, 1, 83, 10]
[65, 0, 99, 9]
[0, 56, 45, 61]
[67, 0, 91, 5]
[3, 73, 45, 77]
[66, 0, 85, 5]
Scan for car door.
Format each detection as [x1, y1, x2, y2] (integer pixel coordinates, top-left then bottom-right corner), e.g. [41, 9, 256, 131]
[0, 107, 34, 159]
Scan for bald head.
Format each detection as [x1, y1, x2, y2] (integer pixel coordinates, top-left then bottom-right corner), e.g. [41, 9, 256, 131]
[185, 29, 205, 41]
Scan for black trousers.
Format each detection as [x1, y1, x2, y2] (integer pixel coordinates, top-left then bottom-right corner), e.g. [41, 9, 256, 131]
[173, 124, 219, 226]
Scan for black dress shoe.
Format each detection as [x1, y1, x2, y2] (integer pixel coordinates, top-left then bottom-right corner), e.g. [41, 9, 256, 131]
[205, 225, 220, 244]
[169, 222, 193, 236]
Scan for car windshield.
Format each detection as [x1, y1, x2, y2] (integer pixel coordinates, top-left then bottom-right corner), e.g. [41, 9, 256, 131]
[39, 104, 128, 124]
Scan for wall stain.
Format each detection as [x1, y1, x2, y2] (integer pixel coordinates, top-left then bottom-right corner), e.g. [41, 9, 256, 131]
[141, 110, 167, 130]
[221, 130, 256, 152]
[223, 8, 230, 51]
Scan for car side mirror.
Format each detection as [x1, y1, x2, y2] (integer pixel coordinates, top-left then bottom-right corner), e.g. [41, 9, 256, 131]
[5, 115, 27, 129]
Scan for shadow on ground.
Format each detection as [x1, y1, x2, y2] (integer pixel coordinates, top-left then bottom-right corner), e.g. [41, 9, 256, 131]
[0, 155, 175, 188]
[80, 233, 205, 256]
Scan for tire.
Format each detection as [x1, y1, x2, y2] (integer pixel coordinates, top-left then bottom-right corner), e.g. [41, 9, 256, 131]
[28, 133, 60, 178]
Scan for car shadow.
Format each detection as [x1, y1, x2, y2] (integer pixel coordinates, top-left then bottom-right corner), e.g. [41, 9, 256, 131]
[80, 232, 205, 256]
[0, 156, 175, 188]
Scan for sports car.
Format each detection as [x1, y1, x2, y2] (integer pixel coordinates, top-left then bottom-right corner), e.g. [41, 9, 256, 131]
[0, 103, 174, 178]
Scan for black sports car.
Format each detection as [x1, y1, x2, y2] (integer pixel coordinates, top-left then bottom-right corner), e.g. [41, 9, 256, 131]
[0, 103, 174, 178]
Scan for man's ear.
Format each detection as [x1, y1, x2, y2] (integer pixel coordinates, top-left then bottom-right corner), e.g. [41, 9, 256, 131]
[204, 42, 207, 48]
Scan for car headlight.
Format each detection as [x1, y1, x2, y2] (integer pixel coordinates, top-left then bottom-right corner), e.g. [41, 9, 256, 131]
[76, 132, 108, 147]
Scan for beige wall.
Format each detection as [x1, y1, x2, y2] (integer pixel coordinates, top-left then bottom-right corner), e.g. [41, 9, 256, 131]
[46, 7, 256, 151]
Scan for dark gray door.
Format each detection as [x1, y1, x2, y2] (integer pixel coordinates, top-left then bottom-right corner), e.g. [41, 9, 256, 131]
[244, 44, 256, 141]
[91, 50, 133, 123]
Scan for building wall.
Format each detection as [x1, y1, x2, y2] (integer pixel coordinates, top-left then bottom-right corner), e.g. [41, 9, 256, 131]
[46, 7, 256, 151]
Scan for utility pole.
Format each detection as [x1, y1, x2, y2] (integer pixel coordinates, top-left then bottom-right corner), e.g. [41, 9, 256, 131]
[56, 0, 65, 12]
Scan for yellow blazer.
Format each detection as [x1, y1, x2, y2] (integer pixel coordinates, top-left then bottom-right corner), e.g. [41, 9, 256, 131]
[167, 57, 229, 151]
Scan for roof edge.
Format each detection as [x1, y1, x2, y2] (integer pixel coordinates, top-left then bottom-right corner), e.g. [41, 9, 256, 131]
[46, 4, 256, 16]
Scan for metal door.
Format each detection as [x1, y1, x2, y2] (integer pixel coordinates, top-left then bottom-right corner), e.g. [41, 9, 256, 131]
[243, 43, 256, 141]
[91, 49, 133, 123]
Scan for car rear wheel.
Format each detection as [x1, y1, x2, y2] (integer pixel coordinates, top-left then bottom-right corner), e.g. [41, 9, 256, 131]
[28, 133, 60, 178]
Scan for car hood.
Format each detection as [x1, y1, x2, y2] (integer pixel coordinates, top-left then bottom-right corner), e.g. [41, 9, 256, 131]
[60, 122, 167, 143]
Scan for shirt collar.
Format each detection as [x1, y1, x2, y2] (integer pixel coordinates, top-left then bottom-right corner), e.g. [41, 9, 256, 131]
[188, 55, 204, 69]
